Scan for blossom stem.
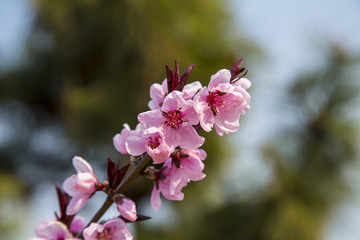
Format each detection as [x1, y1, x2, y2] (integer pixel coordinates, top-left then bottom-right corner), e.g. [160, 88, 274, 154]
[115, 153, 151, 193]
[84, 153, 152, 229]
[87, 196, 113, 226]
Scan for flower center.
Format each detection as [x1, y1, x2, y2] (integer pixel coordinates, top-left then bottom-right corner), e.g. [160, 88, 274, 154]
[148, 135, 161, 149]
[207, 90, 226, 115]
[162, 110, 183, 129]
[96, 228, 112, 240]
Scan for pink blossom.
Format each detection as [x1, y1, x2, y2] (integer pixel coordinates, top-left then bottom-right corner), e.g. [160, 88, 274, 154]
[148, 79, 167, 110]
[167, 148, 207, 194]
[29, 220, 79, 240]
[83, 218, 133, 240]
[115, 196, 138, 222]
[182, 81, 203, 101]
[139, 90, 204, 149]
[113, 123, 142, 154]
[148, 79, 202, 110]
[193, 69, 251, 136]
[150, 162, 187, 210]
[125, 126, 173, 164]
[69, 216, 86, 236]
[232, 77, 251, 115]
[30, 217, 85, 240]
[63, 156, 99, 215]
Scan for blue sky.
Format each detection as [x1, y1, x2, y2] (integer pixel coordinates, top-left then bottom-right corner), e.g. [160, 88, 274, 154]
[229, 1, 360, 240]
[0, 0, 33, 70]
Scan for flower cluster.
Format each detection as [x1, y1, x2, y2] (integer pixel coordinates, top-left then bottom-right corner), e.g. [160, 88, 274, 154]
[30, 59, 250, 239]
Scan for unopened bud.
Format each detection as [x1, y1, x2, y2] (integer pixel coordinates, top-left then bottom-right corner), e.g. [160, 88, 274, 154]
[112, 193, 124, 203]
[144, 166, 156, 180]
[130, 155, 141, 166]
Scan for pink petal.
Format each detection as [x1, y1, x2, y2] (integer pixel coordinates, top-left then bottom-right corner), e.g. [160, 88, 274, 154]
[134, 123, 144, 134]
[34, 220, 52, 238]
[180, 100, 199, 125]
[125, 135, 147, 156]
[182, 158, 206, 181]
[66, 194, 90, 215]
[163, 127, 180, 148]
[161, 78, 168, 92]
[151, 185, 162, 210]
[233, 77, 251, 90]
[214, 112, 240, 135]
[70, 216, 86, 234]
[75, 172, 97, 193]
[183, 81, 202, 100]
[72, 156, 93, 173]
[214, 82, 235, 93]
[117, 198, 137, 222]
[43, 221, 72, 239]
[113, 124, 132, 154]
[113, 133, 128, 154]
[148, 82, 166, 110]
[193, 87, 208, 112]
[169, 167, 183, 195]
[146, 141, 172, 164]
[63, 175, 79, 197]
[215, 120, 239, 135]
[105, 218, 133, 240]
[160, 179, 185, 201]
[138, 110, 163, 129]
[159, 164, 186, 201]
[209, 91, 243, 135]
[193, 87, 214, 132]
[143, 126, 161, 135]
[178, 124, 205, 149]
[143, 129, 172, 163]
[161, 91, 186, 112]
[83, 223, 104, 240]
[198, 149, 207, 160]
[208, 69, 231, 90]
[199, 107, 214, 132]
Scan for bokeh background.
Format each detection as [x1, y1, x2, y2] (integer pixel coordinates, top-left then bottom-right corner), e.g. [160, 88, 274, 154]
[1, 0, 360, 239]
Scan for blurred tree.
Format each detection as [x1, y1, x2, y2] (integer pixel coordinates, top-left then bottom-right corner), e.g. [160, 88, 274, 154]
[0, 0, 256, 181]
[0, 173, 28, 240]
[162, 45, 360, 240]
[0, 0, 257, 238]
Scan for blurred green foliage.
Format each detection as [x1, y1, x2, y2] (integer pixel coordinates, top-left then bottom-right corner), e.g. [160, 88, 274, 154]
[0, 0, 255, 179]
[165, 45, 359, 240]
[0, 173, 28, 239]
[0, 0, 359, 239]
[0, 0, 256, 238]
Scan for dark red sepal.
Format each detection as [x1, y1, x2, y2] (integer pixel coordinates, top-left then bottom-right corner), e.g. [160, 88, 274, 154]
[116, 163, 130, 186]
[107, 157, 118, 188]
[120, 214, 152, 223]
[165, 64, 174, 94]
[176, 63, 196, 92]
[229, 58, 248, 82]
[165, 61, 196, 93]
[172, 60, 180, 91]
[55, 184, 70, 221]
[107, 157, 130, 189]
[55, 185, 75, 229]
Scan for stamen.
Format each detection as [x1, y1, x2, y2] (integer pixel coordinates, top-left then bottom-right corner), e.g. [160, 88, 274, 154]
[207, 90, 226, 115]
[96, 228, 113, 240]
[148, 135, 161, 149]
[162, 110, 183, 129]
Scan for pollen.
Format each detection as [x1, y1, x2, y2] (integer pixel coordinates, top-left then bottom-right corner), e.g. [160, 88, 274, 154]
[148, 135, 161, 149]
[207, 90, 226, 115]
[162, 110, 183, 129]
[96, 228, 112, 240]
